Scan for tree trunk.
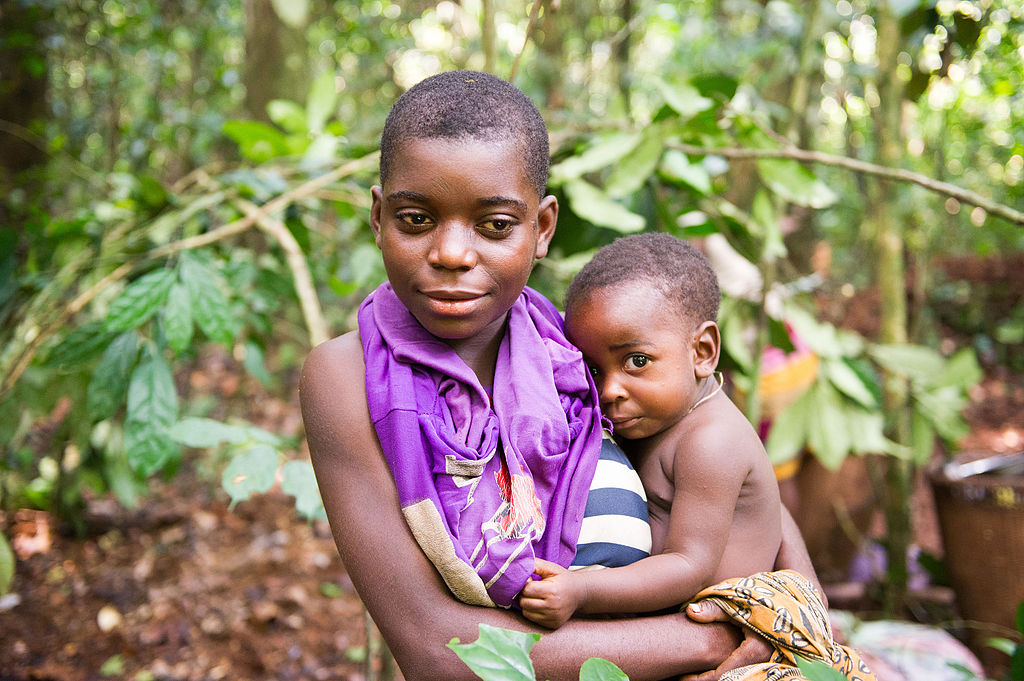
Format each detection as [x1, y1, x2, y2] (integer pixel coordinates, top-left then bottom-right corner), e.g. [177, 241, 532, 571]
[480, 0, 497, 74]
[243, 0, 309, 122]
[869, 1, 912, 616]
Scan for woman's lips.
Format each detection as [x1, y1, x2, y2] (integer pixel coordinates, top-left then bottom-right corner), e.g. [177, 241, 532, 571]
[421, 289, 487, 315]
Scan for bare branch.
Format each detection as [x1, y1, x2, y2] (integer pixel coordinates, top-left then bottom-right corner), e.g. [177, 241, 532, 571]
[669, 143, 1024, 226]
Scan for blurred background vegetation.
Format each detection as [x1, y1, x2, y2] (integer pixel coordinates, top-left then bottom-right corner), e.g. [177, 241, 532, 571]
[1, 0, 1022, 617]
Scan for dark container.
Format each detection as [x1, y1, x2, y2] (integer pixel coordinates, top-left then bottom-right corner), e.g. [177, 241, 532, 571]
[929, 452, 1024, 675]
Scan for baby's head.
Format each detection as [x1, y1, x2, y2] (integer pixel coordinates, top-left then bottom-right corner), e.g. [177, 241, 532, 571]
[566, 233, 720, 329]
[379, 70, 550, 199]
[564, 233, 722, 438]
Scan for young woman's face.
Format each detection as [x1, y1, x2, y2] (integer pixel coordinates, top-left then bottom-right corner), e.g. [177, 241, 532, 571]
[371, 136, 556, 343]
[565, 282, 705, 441]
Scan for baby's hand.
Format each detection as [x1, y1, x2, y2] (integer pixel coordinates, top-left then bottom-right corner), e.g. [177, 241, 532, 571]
[519, 558, 579, 629]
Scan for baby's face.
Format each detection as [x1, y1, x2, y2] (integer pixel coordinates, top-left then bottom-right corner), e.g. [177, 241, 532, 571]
[565, 282, 701, 440]
[371, 136, 556, 344]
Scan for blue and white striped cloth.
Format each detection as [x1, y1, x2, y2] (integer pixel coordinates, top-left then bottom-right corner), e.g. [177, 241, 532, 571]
[570, 436, 652, 569]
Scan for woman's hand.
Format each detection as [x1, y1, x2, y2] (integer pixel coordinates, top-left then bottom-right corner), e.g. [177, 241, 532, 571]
[519, 558, 580, 629]
[679, 600, 772, 681]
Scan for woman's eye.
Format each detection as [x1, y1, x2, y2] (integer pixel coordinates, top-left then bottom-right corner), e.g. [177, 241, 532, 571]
[626, 355, 649, 370]
[398, 212, 432, 228]
[479, 218, 515, 236]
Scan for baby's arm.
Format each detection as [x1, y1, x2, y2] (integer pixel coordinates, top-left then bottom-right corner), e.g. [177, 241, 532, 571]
[522, 427, 747, 626]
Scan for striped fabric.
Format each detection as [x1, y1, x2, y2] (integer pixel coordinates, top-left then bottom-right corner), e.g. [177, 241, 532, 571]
[570, 437, 652, 570]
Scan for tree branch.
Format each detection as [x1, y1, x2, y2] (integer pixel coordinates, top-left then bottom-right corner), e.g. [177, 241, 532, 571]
[669, 143, 1024, 226]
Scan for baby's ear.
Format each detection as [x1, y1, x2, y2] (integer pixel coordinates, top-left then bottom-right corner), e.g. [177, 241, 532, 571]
[692, 321, 720, 378]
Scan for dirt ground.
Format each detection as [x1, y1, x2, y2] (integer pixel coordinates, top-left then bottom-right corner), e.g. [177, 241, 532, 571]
[2, 280, 1022, 681]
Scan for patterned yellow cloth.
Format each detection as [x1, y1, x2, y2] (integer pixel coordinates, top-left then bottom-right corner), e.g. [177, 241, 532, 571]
[692, 570, 877, 681]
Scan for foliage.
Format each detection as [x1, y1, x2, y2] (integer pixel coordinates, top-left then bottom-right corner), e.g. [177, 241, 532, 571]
[448, 624, 851, 681]
[985, 601, 1024, 681]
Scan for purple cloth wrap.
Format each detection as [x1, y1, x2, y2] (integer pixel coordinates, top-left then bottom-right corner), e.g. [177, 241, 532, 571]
[359, 283, 602, 607]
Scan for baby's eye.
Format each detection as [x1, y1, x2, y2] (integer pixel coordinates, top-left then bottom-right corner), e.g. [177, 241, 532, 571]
[626, 355, 649, 370]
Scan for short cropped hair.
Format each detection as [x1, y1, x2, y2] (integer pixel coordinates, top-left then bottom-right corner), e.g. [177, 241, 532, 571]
[565, 233, 721, 326]
[379, 70, 550, 198]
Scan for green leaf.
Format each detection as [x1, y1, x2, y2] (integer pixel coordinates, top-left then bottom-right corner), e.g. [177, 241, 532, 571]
[267, 99, 307, 135]
[765, 385, 813, 465]
[163, 282, 194, 354]
[1016, 600, 1024, 636]
[756, 159, 837, 209]
[563, 180, 645, 233]
[843, 406, 889, 455]
[656, 79, 715, 119]
[86, 331, 139, 420]
[447, 624, 539, 681]
[125, 422, 179, 476]
[300, 133, 339, 171]
[550, 132, 641, 185]
[306, 70, 338, 134]
[124, 350, 179, 475]
[44, 321, 117, 368]
[105, 269, 176, 332]
[932, 348, 982, 390]
[222, 445, 279, 509]
[823, 358, 877, 408]
[869, 344, 946, 386]
[580, 657, 629, 681]
[223, 120, 290, 163]
[605, 129, 664, 198]
[126, 350, 178, 430]
[0, 531, 14, 596]
[168, 417, 251, 447]
[659, 150, 712, 195]
[181, 256, 234, 346]
[914, 387, 970, 443]
[100, 654, 124, 677]
[752, 190, 785, 261]
[281, 460, 327, 521]
[806, 382, 852, 470]
[243, 341, 273, 387]
[796, 655, 847, 681]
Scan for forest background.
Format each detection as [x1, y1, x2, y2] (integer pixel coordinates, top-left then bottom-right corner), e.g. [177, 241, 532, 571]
[1, 0, 1023, 679]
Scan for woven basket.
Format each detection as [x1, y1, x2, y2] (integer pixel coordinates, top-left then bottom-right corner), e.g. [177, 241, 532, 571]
[928, 452, 1024, 673]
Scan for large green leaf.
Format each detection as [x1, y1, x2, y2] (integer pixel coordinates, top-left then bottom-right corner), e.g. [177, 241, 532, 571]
[267, 99, 307, 135]
[549, 132, 641, 185]
[915, 386, 970, 442]
[281, 460, 326, 521]
[796, 656, 847, 681]
[45, 320, 117, 368]
[86, 331, 139, 420]
[580, 657, 629, 681]
[932, 348, 982, 390]
[806, 382, 852, 470]
[223, 120, 290, 163]
[306, 70, 338, 134]
[105, 269, 176, 333]
[563, 180, 645, 233]
[843, 406, 889, 455]
[181, 256, 234, 346]
[605, 128, 664, 198]
[655, 79, 715, 119]
[162, 282, 194, 354]
[765, 385, 813, 465]
[168, 417, 251, 447]
[222, 445, 279, 509]
[659, 150, 712, 195]
[124, 350, 179, 475]
[447, 624, 539, 681]
[869, 344, 947, 386]
[756, 159, 837, 209]
[823, 358, 878, 408]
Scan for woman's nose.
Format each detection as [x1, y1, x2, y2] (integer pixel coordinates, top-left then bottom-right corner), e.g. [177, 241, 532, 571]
[427, 223, 477, 270]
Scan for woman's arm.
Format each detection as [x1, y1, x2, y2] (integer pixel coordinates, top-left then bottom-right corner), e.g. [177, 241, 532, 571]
[300, 333, 740, 681]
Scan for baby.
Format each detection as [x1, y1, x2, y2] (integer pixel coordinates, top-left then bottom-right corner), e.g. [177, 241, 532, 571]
[520, 232, 783, 628]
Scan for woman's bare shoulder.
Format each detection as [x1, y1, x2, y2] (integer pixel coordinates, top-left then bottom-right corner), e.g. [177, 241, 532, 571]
[299, 331, 371, 458]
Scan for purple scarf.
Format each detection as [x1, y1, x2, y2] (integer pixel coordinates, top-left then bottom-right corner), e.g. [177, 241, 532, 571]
[359, 283, 602, 608]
